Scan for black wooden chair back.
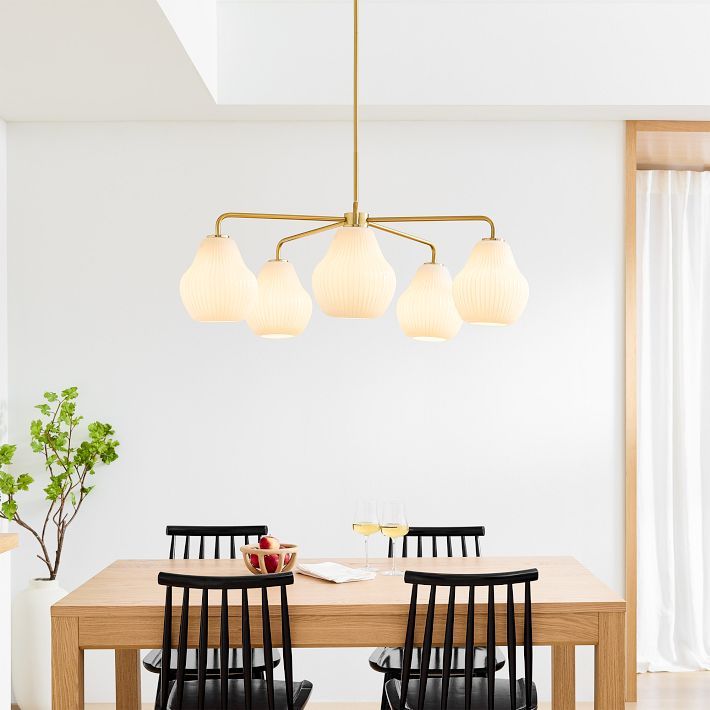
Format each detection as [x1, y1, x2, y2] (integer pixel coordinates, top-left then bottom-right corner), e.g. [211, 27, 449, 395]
[167, 525, 268, 560]
[157, 571, 295, 710]
[387, 526, 485, 559]
[398, 568, 538, 710]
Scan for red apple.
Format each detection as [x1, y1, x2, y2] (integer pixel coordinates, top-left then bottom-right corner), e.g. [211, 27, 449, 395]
[249, 554, 260, 569]
[259, 535, 279, 550]
[282, 551, 291, 566]
[264, 554, 279, 573]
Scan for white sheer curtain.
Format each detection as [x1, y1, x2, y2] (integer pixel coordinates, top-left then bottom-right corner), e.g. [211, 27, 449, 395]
[637, 170, 710, 672]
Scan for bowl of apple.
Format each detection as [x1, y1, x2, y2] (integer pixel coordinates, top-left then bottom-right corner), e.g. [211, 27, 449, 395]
[241, 535, 299, 575]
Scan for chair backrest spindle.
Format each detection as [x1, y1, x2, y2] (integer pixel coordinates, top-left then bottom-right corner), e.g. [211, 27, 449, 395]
[486, 585, 495, 710]
[241, 588, 253, 710]
[417, 586, 437, 710]
[262, 587, 276, 710]
[440, 587, 456, 710]
[524, 581, 533, 709]
[506, 584, 517, 710]
[399, 583, 419, 710]
[160, 585, 173, 710]
[464, 586, 475, 710]
[197, 589, 209, 710]
[281, 586, 295, 710]
[173, 586, 190, 709]
[220, 589, 229, 710]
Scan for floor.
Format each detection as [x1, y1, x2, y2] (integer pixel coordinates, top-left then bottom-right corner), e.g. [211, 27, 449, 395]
[64, 672, 710, 709]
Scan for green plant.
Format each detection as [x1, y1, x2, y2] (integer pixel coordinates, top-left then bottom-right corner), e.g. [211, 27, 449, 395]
[0, 387, 119, 580]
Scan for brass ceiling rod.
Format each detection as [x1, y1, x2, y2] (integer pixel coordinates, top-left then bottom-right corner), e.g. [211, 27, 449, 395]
[353, 0, 359, 215]
[208, 0, 496, 253]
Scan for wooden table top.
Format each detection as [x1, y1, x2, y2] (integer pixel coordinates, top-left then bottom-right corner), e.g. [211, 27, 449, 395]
[52, 556, 624, 617]
[0, 533, 19, 555]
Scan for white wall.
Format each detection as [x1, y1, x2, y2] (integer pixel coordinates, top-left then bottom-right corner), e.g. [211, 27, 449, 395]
[6, 120, 624, 702]
[0, 117, 11, 710]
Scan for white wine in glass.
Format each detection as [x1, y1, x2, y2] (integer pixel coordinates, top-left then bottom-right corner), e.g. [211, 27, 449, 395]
[380, 501, 408, 576]
[353, 500, 379, 571]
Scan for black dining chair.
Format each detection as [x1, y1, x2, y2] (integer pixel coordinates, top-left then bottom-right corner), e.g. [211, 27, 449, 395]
[384, 568, 539, 710]
[157, 570, 313, 710]
[371, 526, 505, 709]
[144, 525, 281, 707]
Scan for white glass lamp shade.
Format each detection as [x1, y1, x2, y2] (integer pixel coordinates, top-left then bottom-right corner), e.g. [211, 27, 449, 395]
[397, 263, 462, 341]
[312, 226, 396, 318]
[247, 260, 312, 338]
[453, 239, 529, 325]
[180, 236, 257, 322]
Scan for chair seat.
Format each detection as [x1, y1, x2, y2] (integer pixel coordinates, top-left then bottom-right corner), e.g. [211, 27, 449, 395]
[143, 648, 281, 677]
[369, 646, 506, 677]
[384, 677, 537, 710]
[166, 678, 313, 710]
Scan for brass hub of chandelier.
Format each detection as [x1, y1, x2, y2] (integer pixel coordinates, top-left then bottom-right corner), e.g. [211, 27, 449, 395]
[179, 0, 529, 340]
[344, 211, 369, 228]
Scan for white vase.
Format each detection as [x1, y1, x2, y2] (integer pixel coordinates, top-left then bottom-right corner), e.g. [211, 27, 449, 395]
[12, 579, 67, 710]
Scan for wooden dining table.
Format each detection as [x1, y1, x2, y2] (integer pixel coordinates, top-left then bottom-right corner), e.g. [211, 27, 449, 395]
[51, 556, 625, 710]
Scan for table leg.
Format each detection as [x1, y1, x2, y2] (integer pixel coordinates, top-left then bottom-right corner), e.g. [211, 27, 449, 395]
[115, 649, 142, 710]
[552, 644, 576, 710]
[52, 616, 84, 709]
[595, 612, 625, 710]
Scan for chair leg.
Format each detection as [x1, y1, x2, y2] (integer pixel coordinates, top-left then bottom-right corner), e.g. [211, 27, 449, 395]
[154, 677, 161, 710]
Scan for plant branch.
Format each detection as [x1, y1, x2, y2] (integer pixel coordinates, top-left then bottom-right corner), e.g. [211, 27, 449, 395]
[8, 508, 54, 578]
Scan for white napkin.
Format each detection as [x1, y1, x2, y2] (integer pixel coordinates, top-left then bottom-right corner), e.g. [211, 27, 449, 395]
[297, 562, 376, 583]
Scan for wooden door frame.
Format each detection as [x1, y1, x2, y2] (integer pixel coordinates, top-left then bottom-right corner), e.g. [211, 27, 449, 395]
[625, 119, 710, 702]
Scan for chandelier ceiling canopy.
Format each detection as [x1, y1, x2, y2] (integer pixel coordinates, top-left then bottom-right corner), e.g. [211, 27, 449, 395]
[180, 0, 529, 341]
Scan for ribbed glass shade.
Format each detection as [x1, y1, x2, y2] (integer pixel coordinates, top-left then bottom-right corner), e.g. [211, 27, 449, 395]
[312, 226, 396, 318]
[180, 236, 257, 322]
[453, 239, 529, 325]
[247, 260, 312, 338]
[397, 263, 462, 342]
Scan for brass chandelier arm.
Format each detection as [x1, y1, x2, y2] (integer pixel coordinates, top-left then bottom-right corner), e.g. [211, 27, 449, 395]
[214, 212, 344, 238]
[367, 215, 497, 240]
[275, 221, 345, 260]
[368, 222, 437, 264]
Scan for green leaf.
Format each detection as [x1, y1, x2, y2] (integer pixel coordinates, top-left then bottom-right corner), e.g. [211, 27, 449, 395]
[44, 478, 63, 501]
[60, 386, 78, 400]
[1, 499, 17, 520]
[35, 403, 51, 416]
[0, 444, 16, 466]
[16, 473, 33, 491]
[0, 472, 16, 495]
[30, 419, 43, 437]
[44, 391, 58, 402]
[70, 492, 76, 506]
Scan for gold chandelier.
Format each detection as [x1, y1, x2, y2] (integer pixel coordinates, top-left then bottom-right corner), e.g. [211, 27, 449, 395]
[180, 0, 529, 341]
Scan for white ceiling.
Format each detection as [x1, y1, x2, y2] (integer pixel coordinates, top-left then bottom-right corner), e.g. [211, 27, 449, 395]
[2, 0, 710, 121]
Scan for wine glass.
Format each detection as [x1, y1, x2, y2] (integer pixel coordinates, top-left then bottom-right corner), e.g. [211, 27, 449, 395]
[379, 501, 408, 576]
[352, 499, 379, 571]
